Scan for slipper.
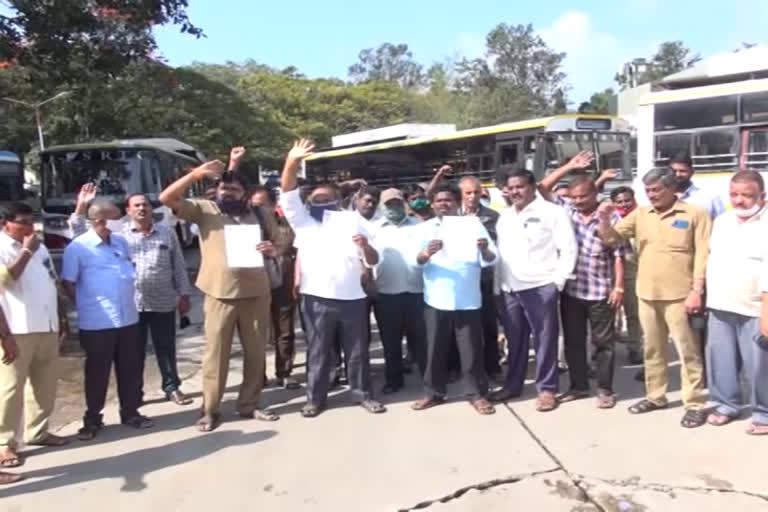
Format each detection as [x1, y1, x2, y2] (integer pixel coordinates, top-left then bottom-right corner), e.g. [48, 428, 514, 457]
[558, 390, 590, 403]
[0, 471, 22, 485]
[0, 450, 22, 468]
[239, 409, 280, 422]
[470, 398, 496, 415]
[535, 392, 558, 412]
[301, 403, 324, 418]
[488, 389, 520, 403]
[411, 396, 445, 411]
[681, 409, 707, 428]
[628, 399, 667, 414]
[359, 399, 386, 414]
[596, 391, 617, 409]
[745, 422, 768, 436]
[27, 434, 70, 447]
[196, 414, 221, 433]
[707, 413, 734, 427]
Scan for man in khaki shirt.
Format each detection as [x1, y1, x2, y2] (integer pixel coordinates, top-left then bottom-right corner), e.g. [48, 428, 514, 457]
[598, 167, 711, 428]
[159, 148, 284, 432]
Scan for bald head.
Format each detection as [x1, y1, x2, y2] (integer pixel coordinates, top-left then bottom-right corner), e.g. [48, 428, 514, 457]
[459, 176, 482, 212]
[88, 199, 120, 222]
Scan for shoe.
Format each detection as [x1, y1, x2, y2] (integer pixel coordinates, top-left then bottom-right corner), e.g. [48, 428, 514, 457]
[77, 422, 104, 441]
[121, 415, 154, 429]
[282, 376, 301, 390]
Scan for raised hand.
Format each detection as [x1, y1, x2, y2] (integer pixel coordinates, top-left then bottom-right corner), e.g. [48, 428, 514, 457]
[194, 160, 226, 181]
[600, 168, 619, 181]
[229, 146, 246, 163]
[287, 139, 316, 163]
[597, 200, 615, 220]
[567, 150, 595, 170]
[435, 164, 453, 175]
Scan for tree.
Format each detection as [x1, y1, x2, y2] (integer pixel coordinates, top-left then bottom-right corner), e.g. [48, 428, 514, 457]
[615, 41, 700, 89]
[348, 43, 424, 88]
[578, 88, 615, 114]
[454, 23, 569, 124]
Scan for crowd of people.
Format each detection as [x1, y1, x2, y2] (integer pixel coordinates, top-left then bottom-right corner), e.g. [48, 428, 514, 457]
[0, 142, 766, 485]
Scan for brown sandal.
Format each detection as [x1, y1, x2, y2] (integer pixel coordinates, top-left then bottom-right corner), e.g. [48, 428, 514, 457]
[411, 396, 445, 411]
[0, 449, 22, 468]
[27, 433, 70, 447]
[536, 392, 558, 412]
[470, 398, 496, 415]
[745, 422, 768, 435]
[558, 390, 590, 403]
[0, 471, 22, 485]
[196, 414, 221, 433]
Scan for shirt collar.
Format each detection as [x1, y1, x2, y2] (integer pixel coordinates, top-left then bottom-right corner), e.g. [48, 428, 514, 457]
[0, 231, 21, 248]
[679, 183, 700, 199]
[649, 200, 687, 216]
[130, 221, 156, 234]
[82, 229, 113, 247]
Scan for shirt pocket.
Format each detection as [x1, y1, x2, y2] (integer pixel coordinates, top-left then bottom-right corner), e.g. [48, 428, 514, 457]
[662, 219, 692, 251]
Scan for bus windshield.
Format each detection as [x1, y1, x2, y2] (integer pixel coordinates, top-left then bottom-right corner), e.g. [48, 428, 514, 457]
[544, 132, 630, 175]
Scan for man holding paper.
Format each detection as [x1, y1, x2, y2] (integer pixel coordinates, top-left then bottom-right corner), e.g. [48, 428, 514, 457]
[159, 155, 284, 432]
[411, 183, 498, 416]
[279, 139, 385, 418]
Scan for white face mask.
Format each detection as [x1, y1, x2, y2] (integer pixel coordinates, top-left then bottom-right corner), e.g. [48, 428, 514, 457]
[733, 204, 762, 218]
[106, 218, 124, 232]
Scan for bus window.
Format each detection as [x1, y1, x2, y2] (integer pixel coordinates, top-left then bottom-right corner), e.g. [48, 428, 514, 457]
[655, 133, 691, 165]
[742, 91, 768, 124]
[692, 129, 738, 171]
[498, 142, 519, 166]
[745, 129, 768, 170]
[655, 95, 738, 130]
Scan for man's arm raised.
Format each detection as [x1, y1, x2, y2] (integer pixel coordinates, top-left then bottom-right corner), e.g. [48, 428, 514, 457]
[538, 150, 594, 200]
[159, 160, 226, 212]
[280, 139, 315, 193]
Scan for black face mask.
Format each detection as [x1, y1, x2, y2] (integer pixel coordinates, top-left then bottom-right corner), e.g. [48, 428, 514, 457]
[216, 197, 246, 215]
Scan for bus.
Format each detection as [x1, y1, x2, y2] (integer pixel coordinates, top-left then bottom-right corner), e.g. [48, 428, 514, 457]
[635, 77, 768, 205]
[0, 150, 25, 204]
[39, 138, 205, 252]
[305, 115, 633, 210]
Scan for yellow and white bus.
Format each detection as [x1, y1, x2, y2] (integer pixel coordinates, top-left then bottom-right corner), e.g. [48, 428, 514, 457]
[305, 115, 633, 210]
[635, 78, 768, 205]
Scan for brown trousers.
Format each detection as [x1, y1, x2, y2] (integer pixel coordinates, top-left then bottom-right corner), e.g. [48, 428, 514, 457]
[202, 294, 271, 416]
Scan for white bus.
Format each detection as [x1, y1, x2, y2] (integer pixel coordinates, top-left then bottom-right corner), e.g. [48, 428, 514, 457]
[39, 138, 205, 252]
[0, 150, 25, 205]
[306, 115, 633, 210]
[635, 78, 768, 205]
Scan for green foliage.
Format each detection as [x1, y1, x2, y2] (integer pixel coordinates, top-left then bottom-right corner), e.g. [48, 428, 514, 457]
[578, 88, 615, 114]
[615, 41, 701, 89]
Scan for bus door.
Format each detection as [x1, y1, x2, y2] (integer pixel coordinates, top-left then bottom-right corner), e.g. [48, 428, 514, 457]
[741, 126, 768, 170]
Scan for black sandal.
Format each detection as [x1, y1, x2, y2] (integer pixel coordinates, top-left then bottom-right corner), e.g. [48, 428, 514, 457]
[121, 415, 154, 429]
[239, 409, 280, 422]
[681, 409, 707, 428]
[301, 403, 324, 418]
[628, 399, 667, 414]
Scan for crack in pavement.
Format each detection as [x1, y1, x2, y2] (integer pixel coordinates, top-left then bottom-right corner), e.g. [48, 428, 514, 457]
[573, 473, 768, 503]
[396, 468, 561, 511]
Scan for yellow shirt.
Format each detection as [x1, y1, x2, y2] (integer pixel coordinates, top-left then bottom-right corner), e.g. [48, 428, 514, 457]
[176, 199, 284, 299]
[602, 202, 711, 301]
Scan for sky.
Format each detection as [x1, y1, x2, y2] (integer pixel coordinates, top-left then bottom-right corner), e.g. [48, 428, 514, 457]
[153, 0, 768, 105]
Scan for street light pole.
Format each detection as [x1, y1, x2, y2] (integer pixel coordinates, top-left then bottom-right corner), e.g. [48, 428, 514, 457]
[2, 91, 72, 150]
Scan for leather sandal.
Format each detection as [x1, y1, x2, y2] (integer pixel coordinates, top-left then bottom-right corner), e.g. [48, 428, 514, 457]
[411, 396, 445, 411]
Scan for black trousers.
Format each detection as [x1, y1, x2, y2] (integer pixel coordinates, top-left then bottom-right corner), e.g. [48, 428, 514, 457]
[448, 280, 499, 375]
[138, 311, 181, 395]
[271, 286, 296, 379]
[373, 292, 427, 388]
[423, 305, 488, 399]
[80, 324, 143, 425]
[561, 293, 616, 393]
[301, 295, 371, 406]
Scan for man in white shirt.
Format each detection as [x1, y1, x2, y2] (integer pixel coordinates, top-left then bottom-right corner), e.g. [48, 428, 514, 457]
[707, 170, 768, 434]
[0, 202, 70, 468]
[490, 170, 577, 412]
[279, 139, 385, 418]
[371, 188, 426, 394]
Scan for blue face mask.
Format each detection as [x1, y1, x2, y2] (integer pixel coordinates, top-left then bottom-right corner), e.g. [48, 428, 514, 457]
[308, 201, 339, 222]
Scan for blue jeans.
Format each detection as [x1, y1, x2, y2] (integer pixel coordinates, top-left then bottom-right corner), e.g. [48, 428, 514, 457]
[707, 309, 768, 424]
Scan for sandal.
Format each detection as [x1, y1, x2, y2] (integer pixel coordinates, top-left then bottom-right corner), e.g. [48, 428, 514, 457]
[535, 392, 558, 412]
[359, 399, 386, 414]
[411, 396, 445, 411]
[196, 414, 221, 432]
[0, 471, 22, 485]
[745, 422, 768, 436]
[0, 449, 22, 468]
[121, 415, 154, 429]
[77, 422, 104, 441]
[558, 389, 590, 403]
[239, 409, 280, 422]
[470, 398, 496, 415]
[301, 403, 324, 418]
[27, 433, 70, 447]
[596, 391, 617, 409]
[628, 399, 667, 414]
[707, 413, 734, 427]
[681, 409, 707, 428]
[488, 389, 519, 403]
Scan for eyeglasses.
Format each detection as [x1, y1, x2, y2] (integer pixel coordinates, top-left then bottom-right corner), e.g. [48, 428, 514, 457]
[7, 219, 34, 226]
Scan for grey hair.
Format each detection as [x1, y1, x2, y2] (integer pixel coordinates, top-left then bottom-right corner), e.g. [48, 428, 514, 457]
[87, 199, 118, 221]
[459, 176, 481, 187]
[642, 167, 677, 188]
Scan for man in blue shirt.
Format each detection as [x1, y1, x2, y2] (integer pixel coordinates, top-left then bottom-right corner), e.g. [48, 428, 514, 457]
[62, 200, 152, 440]
[411, 183, 498, 415]
[669, 152, 725, 219]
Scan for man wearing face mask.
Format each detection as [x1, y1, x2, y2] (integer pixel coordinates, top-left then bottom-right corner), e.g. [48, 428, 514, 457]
[62, 200, 152, 440]
[279, 139, 384, 418]
[405, 185, 432, 221]
[370, 188, 427, 394]
[160, 156, 284, 432]
[250, 185, 300, 390]
[705, 170, 768, 434]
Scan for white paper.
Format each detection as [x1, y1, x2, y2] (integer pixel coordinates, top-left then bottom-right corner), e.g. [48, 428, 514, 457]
[438, 216, 486, 263]
[323, 210, 363, 257]
[224, 224, 263, 268]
